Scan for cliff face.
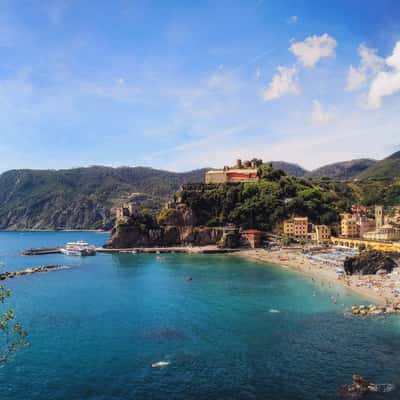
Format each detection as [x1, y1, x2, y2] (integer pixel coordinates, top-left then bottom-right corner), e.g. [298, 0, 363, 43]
[105, 203, 225, 248]
[105, 224, 224, 248]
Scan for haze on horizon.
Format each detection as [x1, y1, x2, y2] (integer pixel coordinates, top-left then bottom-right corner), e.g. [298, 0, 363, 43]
[0, 0, 399, 173]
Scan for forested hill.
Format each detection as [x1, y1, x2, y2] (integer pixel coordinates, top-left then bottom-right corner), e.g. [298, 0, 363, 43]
[306, 159, 377, 180]
[0, 166, 207, 230]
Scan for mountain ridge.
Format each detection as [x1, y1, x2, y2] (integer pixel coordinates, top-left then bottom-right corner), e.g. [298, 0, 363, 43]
[1, 151, 399, 230]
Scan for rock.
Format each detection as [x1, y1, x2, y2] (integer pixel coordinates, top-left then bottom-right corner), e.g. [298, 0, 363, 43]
[344, 251, 397, 275]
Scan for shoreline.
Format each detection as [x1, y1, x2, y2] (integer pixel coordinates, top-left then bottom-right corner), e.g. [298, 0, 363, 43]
[235, 249, 388, 305]
[0, 229, 110, 233]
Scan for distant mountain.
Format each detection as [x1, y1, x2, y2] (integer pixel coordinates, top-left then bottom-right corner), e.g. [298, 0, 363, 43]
[0, 166, 207, 230]
[268, 161, 308, 177]
[306, 159, 377, 180]
[357, 151, 400, 180]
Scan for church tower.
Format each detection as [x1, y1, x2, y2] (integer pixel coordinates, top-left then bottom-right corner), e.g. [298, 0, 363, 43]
[375, 205, 384, 229]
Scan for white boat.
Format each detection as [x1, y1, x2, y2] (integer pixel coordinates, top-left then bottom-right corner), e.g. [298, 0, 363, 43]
[61, 241, 96, 256]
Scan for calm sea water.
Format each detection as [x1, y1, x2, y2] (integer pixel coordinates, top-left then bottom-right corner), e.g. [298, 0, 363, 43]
[0, 231, 400, 400]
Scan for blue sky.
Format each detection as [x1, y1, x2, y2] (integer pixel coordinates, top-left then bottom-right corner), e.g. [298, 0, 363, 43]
[1, 0, 400, 172]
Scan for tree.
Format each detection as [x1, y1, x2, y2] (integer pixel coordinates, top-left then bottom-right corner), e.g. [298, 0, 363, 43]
[0, 285, 29, 363]
[358, 243, 366, 252]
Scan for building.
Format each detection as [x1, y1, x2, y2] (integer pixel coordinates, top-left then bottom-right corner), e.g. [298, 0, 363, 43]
[359, 217, 376, 238]
[241, 229, 262, 248]
[340, 213, 359, 238]
[115, 202, 141, 222]
[375, 205, 384, 229]
[331, 237, 400, 252]
[283, 217, 309, 239]
[312, 225, 331, 243]
[363, 225, 400, 241]
[205, 159, 261, 184]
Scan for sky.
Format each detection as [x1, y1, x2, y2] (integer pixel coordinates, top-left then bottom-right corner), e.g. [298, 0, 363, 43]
[1, 0, 400, 172]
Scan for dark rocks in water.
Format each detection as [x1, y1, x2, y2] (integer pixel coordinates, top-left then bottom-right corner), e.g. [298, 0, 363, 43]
[344, 251, 397, 275]
[338, 375, 394, 398]
[0, 265, 68, 280]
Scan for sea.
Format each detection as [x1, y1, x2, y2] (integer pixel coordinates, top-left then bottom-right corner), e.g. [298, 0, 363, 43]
[0, 231, 400, 400]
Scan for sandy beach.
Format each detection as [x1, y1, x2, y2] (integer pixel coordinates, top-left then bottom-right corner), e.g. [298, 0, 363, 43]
[236, 248, 400, 305]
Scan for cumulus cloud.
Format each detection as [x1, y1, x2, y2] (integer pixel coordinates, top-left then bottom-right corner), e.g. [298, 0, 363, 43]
[263, 66, 299, 101]
[311, 100, 335, 125]
[289, 33, 337, 68]
[346, 44, 384, 91]
[366, 41, 400, 109]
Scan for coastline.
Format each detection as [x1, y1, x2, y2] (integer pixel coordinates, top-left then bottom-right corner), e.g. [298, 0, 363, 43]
[0, 229, 110, 233]
[235, 249, 389, 305]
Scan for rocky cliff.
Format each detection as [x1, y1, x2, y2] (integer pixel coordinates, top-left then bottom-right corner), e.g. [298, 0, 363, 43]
[104, 203, 227, 248]
[344, 251, 398, 275]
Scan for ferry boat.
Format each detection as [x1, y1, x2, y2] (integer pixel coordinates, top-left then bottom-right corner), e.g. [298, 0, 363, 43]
[61, 241, 97, 256]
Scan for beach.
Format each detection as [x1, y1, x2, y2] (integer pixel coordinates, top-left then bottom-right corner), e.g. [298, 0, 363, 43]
[236, 248, 400, 305]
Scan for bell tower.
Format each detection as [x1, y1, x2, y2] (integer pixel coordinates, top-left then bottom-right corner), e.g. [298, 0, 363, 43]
[375, 205, 384, 229]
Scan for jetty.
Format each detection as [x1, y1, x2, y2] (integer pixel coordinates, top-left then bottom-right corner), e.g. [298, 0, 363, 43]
[97, 246, 240, 254]
[22, 245, 240, 256]
[22, 247, 62, 256]
[0, 265, 69, 280]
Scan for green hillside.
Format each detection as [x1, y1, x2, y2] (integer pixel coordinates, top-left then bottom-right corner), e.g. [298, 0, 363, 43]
[0, 166, 206, 230]
[268, 161, 308, 177]
[306, 159, 376, 180]
[357, 151, 400, 181]
[177, 166, 356, 231]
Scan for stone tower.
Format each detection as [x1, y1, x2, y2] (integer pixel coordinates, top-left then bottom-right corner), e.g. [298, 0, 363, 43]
[375, 205, 384, 229]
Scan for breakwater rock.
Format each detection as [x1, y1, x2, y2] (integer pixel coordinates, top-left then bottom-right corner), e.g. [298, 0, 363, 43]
[351, 304, 400, 316]
[0, 265, 68, 280]
[344, 251, 397, 275]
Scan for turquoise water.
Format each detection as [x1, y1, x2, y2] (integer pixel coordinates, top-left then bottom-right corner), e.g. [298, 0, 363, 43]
[1, 231, 400, 399]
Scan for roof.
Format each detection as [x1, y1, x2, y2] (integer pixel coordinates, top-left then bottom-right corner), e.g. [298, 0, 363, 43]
[206, 168, 258, 174]
[242, 229, 262, 234]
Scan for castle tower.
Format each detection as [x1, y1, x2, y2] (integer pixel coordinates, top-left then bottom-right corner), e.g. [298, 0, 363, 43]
[375, 205, 384, 229]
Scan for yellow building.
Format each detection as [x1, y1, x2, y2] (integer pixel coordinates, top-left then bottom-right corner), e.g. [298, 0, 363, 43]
[331, 237, 400, 252]
[312, 225, 331, 243]
[283, 217, 309, 239]
[363, 225, 400, 241]
[340, 213, 359, 238]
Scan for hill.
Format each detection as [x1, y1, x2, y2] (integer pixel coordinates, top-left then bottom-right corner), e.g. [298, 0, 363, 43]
[306, 159, 376, 180]
[356, 151, 400, 181]
[0, 166, 206, 230]
[268, 161, 308, 177]
[177, 165, 356, 231]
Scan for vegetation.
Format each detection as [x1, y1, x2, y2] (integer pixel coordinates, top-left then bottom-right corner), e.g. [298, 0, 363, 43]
[0, 286, 29, 363]
[1, 150, 400, 230]
[357, 151, 400, 181]
[305, 159, 376, 180]
[178, 166, 356, 231]
[0, 166, 206, 230]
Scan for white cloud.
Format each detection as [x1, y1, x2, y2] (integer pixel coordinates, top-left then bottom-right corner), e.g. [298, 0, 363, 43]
[263, 66, 299, 101]
[346, 44, 384, 91]
[289, 33, 337, 68]
[288, 15, 298, 24]
[347, 65, 366, 91]
[366, 41, 400, 109]
[311, 100, 335, 125]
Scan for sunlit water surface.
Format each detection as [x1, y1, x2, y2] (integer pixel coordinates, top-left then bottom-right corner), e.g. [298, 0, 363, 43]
[1, 231, 400, 400]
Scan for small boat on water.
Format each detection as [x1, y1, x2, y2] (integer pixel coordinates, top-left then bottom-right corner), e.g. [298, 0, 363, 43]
[151, 361, 170, 368]
[61, 241, 96, 256]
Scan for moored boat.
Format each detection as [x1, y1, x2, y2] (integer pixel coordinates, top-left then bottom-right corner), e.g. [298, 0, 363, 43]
[61, 241, 96, 256]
